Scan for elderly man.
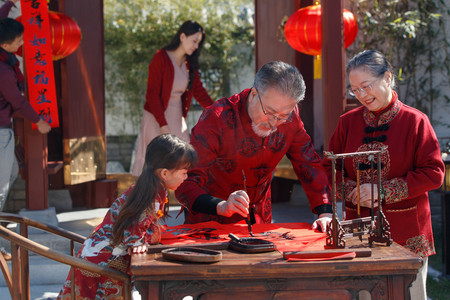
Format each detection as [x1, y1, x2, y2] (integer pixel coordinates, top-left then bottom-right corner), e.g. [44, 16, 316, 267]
[176, 61, 332, 231]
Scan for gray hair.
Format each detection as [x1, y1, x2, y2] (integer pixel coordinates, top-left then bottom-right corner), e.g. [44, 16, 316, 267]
[346, 50, 396, 89]
[253, 61, 306, 103]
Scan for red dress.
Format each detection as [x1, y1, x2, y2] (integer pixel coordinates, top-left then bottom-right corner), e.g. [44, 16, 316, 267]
[324, 91, 444, 257]
[176, 89, 331, 224]
[57, 186, 167, 299]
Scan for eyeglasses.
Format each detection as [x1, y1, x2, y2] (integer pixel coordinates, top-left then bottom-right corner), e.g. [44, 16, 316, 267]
[348, 76, 383, 97]
[254, 88, 292, 123]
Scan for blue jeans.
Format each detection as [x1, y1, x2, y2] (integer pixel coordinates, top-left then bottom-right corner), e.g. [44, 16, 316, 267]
[0, 128, 15, 211]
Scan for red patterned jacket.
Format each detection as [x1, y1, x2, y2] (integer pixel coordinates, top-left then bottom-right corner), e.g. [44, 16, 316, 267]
[176, 89, 331, 224]
[143, 49, 213, 127]
[323, 91, 444, 257]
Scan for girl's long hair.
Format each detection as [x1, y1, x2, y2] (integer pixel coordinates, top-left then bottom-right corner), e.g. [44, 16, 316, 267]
[163, 20, 205, 89]
[111, 134, 198, 246]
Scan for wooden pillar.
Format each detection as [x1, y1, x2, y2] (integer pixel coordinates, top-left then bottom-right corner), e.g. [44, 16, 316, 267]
[254, 0, 296, 70]
[24, 119, 48, 210]
[321, 0, 346, 150]
[295, 0, 314, 143]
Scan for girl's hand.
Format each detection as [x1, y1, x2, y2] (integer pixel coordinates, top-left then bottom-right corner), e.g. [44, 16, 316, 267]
[128, 243, 149, 255]
[217, 190, 249, 218]
[160, 125, 171, 135]
[349, 183, 379, 208]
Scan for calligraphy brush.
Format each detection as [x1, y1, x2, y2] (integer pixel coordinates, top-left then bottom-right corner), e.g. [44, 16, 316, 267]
[341, 157, 346, 220]
[242, 169, 255, 237]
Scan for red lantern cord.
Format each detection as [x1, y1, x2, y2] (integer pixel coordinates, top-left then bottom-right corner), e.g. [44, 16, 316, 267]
[284, 4, 358, 56]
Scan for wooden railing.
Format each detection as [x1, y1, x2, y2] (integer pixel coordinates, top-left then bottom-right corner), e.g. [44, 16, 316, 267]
[0, 212, 131, 300]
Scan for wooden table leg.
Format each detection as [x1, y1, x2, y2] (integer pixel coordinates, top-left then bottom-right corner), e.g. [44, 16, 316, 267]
[135, 281, 161, 300]
[385, 274, 415, 300]
[134, 281, 148, 300]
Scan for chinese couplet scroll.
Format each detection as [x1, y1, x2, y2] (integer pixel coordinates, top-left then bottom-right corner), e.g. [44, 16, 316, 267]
[20, 0, 59, 128]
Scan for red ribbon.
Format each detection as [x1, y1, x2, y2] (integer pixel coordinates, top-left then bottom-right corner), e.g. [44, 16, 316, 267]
[20, 0, 59, 128]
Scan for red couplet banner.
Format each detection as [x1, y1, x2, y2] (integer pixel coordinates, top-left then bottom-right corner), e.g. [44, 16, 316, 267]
[20, 0, 59, 128]
[160, 221, 328, 253]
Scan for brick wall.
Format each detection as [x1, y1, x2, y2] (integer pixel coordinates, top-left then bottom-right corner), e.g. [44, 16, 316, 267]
[4, 178, 26, 213]
[106, 135, 137, 172]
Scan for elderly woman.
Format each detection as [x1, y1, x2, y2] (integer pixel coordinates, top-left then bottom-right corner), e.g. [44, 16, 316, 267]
[324, 50, 444, 299]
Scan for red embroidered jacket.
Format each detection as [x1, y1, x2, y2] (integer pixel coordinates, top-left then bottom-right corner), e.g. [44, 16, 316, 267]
[176, 89, 331, 224]
[323, 91, 445, 257]
[143, 49, 213, 127]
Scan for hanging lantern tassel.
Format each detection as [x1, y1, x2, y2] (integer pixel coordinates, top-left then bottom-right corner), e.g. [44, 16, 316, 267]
[314, 55, 322, 79]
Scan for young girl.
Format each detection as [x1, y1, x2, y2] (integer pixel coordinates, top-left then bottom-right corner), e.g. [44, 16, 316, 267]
[131, 20, 213, 176]
[58, 134, 198, 299]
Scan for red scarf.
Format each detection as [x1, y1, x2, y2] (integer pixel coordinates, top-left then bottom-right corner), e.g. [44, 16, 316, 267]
[0, 47, 25, 91]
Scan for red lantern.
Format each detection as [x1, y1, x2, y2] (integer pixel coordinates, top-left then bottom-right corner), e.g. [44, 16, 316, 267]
[16, 11, 82, 61]
[284, 4, 358, 56]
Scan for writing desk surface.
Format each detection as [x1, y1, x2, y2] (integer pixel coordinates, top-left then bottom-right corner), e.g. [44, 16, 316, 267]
[131, 238, 421, 281]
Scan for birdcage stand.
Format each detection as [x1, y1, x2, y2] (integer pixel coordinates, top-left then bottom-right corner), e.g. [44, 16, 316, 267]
[324, 149, 392, 248]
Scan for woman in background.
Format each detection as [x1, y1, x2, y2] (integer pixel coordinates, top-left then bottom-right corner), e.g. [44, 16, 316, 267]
[131, 20, 213, 176]
[324, 50, 444, 300]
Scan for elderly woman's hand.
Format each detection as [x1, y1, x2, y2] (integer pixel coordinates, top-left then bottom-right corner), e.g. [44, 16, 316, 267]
[349, 183, 379, 208]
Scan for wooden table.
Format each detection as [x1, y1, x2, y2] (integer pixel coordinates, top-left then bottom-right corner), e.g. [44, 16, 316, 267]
[131, 238, 422, 300]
